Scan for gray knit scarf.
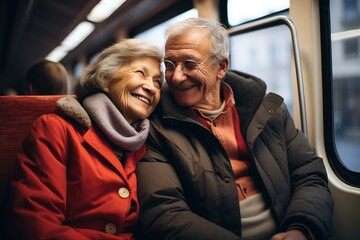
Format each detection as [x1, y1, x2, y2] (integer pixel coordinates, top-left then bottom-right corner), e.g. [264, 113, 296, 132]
[82, 93, 149, 152]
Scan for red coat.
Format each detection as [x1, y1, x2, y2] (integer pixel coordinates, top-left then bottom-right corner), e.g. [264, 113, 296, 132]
[9, 113, 146, 240]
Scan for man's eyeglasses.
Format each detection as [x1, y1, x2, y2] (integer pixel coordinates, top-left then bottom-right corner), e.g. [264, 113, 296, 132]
[164, 59, 211, 77]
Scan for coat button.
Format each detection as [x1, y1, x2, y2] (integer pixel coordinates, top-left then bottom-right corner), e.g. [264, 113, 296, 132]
[224, 177, 231, 183]
[118, 187, 130, 198]
[105, 223, 117, 235]
[257, 124, 263, 129]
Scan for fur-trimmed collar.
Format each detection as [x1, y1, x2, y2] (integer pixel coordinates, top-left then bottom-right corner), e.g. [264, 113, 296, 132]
[56, 97, 92, 128]
[56, 94, 149, 151]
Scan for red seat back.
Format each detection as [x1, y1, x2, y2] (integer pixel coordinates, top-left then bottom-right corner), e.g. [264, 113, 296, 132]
[0, 95, 64, 237]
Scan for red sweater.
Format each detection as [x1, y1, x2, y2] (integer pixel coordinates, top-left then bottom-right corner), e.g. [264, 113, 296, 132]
[193, 83, 261, 201]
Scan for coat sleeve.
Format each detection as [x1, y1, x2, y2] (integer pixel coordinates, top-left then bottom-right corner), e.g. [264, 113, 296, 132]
[281, 104, 334, 239]
[136, 135, 241, 240]
[9, 115, 91, 240]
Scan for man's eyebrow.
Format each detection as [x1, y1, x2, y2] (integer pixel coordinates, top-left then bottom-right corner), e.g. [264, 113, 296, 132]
[164, 55, 174, 59]
[164, 54, 200, 61]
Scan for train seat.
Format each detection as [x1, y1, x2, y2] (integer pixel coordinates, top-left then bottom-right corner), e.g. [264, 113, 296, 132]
[0, 95, 64, 237]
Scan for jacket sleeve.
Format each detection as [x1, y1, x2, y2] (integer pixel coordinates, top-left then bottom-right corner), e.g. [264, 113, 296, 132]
[280, 104, 334, 239]
[9, 115, 92, 240]
[136, 136, 241, 240]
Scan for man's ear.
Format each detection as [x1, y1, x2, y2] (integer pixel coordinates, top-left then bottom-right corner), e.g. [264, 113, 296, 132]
[217, 58, 229, 79]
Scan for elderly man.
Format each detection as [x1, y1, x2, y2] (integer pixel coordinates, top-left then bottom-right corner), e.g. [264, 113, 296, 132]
[137, 18, 333, 240]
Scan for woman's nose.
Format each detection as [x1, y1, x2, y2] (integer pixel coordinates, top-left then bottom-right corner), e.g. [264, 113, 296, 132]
[143, 80, 157, 94]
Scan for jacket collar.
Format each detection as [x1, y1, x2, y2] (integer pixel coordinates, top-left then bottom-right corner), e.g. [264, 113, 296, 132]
[56, 96, 92, 128]
[246, 92, 284, 143]
[56, 96, 144, 177]
[224, 70, 267, 136]
[224, 70, 266, 111]
[83, 127, 145, 178]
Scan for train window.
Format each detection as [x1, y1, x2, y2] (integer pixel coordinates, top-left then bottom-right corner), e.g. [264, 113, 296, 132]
[227, 0, 289, 26]
[322, 0, 360, 184]
[229, 24, 293, 116]
[134, 9, 198, 49]
[330, 0, 360, 173]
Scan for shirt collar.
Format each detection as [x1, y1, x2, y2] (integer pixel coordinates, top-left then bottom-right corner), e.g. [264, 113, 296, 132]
[192, 81, 235, 120]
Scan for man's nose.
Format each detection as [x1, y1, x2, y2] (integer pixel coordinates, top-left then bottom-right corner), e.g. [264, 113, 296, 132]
[171, 64, 187, 82]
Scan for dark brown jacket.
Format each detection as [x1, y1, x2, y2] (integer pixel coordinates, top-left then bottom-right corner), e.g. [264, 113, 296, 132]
[137, 70, 333, 240]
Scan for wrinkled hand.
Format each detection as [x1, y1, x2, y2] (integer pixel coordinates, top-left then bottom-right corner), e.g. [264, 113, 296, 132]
[271, 229, 307, 240]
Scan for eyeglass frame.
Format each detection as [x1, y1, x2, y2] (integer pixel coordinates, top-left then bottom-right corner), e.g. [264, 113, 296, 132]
[163, 57, 215, 77]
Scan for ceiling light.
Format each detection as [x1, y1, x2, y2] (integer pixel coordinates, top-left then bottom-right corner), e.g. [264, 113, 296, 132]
[45, 46, 68, 62]
[61, 21, 95, 51]
[87, 0, 126, 23]
[45, 0, 126, 62]
[45, 21, 94, 62]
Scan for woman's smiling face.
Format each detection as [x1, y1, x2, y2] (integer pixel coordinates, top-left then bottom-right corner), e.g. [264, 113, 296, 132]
[104, 56, 162, 124]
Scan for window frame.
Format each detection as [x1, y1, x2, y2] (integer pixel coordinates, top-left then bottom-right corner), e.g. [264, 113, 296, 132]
[320, 0, 360, 187]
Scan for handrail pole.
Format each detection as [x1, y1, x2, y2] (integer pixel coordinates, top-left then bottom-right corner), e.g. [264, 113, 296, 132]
[228, 16, 308, 138]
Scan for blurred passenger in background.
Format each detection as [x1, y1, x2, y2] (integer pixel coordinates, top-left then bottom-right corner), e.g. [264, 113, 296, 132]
[25, 60, 69, 95]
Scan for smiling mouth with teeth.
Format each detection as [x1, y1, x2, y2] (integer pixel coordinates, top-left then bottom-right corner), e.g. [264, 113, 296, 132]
[133, 94, 150, 105]
[176, 84, 196, 90]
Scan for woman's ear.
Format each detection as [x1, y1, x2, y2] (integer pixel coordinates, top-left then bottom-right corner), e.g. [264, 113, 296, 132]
[103, 87, 109, 93]
[217, 58, 229, 79]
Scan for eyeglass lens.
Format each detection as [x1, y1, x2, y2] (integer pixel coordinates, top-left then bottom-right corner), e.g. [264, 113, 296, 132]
[164, 60, 200, 75]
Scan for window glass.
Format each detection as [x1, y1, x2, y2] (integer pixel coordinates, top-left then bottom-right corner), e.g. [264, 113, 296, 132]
[343, 0, 358, 20]
[229, 24, 293, 115]
[330, 0, 360, 172]
[227, 0, 289, 26]
[73, 62, 85, 80]
[134, 9, 198, 49]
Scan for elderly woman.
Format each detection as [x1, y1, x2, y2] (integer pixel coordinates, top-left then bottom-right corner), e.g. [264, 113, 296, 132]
[9, 39, 163, 240]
